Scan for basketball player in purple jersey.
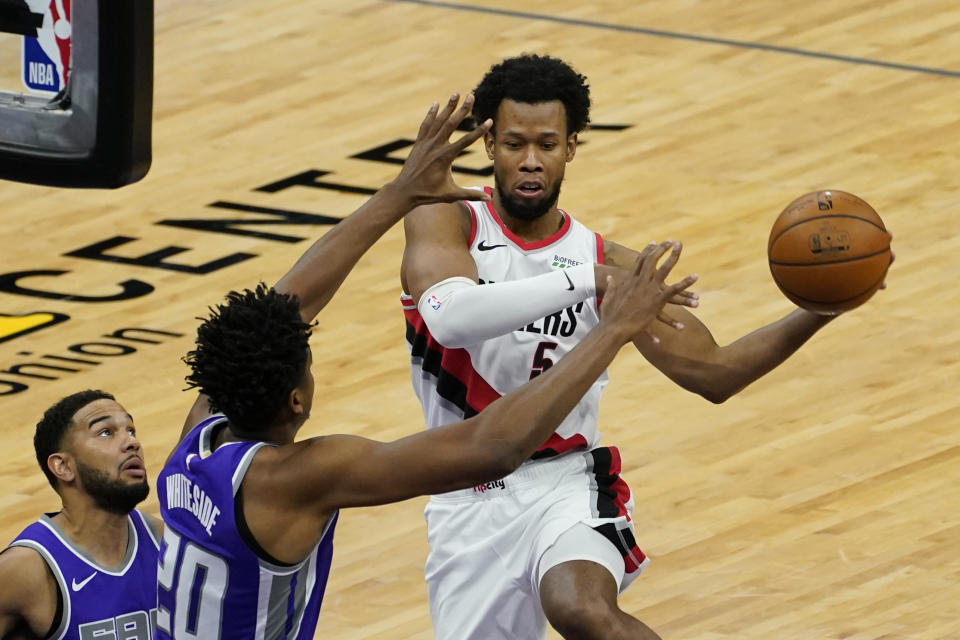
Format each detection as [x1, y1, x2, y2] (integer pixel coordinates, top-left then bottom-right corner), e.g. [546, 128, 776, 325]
[155, 94, 697, 639]
[399, 55, 886, 640]
[0, 390, 162, 639]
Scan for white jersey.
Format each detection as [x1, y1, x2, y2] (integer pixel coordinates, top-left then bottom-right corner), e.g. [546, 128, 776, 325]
[402, 188, 608, 458]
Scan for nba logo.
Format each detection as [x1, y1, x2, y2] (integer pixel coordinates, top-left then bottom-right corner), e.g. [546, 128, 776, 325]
[21, 0, 72, 94]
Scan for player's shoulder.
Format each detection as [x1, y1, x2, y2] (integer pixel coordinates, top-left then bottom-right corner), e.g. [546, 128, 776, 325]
[0, 544, 55, 595]
[131, 510, 164, 547]
[405, 199, 472, 235]
[0, 543, 60, 635]
[600, 237, 637, 267]
[242, 435, 344, 495]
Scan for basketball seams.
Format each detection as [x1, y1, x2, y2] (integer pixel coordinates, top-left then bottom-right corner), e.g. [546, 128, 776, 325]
[769, 213, 887, 247]
[770, 269, 888, 306]
[767, 190, 889, 313]
[768, 246, 891, 267]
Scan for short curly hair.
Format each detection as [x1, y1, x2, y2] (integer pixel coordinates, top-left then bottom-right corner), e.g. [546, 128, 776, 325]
[184, 284, 312, 435]
[473, 54, 591, 136]
[35, 389, 116, 489]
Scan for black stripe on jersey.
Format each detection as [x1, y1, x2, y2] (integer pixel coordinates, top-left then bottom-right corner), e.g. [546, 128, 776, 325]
[530, 447, 560, 460]
[406, 320, 479, 418]
[591, 522, 639, 562]
[590, 447, 622, 518]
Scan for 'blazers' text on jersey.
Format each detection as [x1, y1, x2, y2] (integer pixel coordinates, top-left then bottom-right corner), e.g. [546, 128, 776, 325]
[402, 187, 607, 457]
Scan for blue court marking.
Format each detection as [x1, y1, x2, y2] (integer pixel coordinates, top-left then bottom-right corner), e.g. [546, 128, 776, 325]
[388, 0, 960, 79]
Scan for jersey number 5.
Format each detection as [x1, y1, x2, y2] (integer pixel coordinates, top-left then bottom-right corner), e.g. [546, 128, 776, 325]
[529, 342, 558, 379]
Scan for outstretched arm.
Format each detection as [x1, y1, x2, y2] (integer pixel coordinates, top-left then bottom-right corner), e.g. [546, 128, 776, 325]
[401, 205, 698, 348]
[175, 94, 492, 445]
[276, 93, 492, 322]
[249, 243, 697, 558]
[605, 239, 834, 403]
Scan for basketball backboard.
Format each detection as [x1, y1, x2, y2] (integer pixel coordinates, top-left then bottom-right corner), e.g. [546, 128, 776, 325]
[0, 0, 153, 188]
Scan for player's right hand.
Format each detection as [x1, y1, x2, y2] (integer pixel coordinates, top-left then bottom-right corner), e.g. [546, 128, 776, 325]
[391, 93, 493, 208]
[599, 241, 698, 345]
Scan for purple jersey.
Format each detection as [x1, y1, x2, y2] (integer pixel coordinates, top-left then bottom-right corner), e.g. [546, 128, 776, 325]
[156, 415, 337, 640]
[6, 510, 160, 640]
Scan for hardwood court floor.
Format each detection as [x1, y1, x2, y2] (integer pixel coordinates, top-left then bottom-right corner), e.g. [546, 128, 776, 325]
[1, 1, 959, 638]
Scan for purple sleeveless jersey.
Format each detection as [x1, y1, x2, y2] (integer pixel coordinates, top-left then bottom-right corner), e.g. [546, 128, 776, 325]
[156, 415, 337, 640]
[7, 510, 160, 640]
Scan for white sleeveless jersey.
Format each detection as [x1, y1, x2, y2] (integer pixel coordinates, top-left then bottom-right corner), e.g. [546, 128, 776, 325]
[402, 187, 608, 458]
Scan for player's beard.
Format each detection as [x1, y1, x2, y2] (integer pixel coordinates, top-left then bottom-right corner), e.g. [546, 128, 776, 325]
[494, 179, 562, 221]
[76, 461, 150, 515]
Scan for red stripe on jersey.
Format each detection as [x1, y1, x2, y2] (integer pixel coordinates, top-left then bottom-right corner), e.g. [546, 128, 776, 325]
[606, 446, 632, 520]
[534, 432, 588, 457]
[403, 303, 578, 452]
[481, 188, 572, 251]
[594, 232, 605, 311]
[624, 544, 646, 573]
[403, 307, 501, 412]
[468, 204, 478, 247]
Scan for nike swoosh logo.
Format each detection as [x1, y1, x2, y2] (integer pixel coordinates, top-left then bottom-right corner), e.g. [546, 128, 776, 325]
[72, 572, 97, 591]
[563, 271, 575, 291]
[477, 241, 507, 251]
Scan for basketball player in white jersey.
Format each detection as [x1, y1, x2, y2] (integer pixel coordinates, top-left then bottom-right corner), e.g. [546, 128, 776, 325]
[400, 55, 871, 639]
[157, 93, 696, 639]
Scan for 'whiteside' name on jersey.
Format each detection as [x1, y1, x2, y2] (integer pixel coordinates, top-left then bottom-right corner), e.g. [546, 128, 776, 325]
[478, 278, 588, 338]
[165, 473, 221, 536]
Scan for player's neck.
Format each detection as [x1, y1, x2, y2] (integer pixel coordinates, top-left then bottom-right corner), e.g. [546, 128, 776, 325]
[53, 502, 131, 566]
[215, 420, 297, 449]
[491, 192, 564, 242]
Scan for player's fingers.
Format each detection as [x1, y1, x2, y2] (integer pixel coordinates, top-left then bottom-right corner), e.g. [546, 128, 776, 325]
[637, 241, 670, 278]
[879, 249, 895, 289]
[428, 93, 461, 138]
[417, 101, 440, 141]
[655, 311, 684, 331]
[455, 187, 492, 202]
[663, 274, 699, 299]
[639, 328, 661, 345]
[437, 93, 476, 142]
[600, 274, 620, 309]
[631, 242, 657, 276]
[450, 117, 492, 155]
[668, 288, 700, 308]
[654, 240, 682, 282]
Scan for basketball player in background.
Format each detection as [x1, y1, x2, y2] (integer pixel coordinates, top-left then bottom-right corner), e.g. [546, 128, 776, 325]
[154, 93, 696, 639]
[0, 390, 161, 639]
[399, 54, 888, 640]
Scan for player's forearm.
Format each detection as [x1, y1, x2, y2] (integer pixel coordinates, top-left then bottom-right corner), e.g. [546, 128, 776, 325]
[469, 323, 627, 473]
[699, 308, 834, 402]
[419, 264, 597, 347]
[275, 181, 416, 320]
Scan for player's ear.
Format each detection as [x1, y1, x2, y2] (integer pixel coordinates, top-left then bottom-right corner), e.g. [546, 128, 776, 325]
[48, 452, 76, 484]
[484, 130, 495, 160]
[288, 387, 306, 417]
[566, 133, 577, 162]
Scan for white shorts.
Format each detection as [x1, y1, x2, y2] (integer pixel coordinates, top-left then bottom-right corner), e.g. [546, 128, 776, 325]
[424, 446, 650, 640]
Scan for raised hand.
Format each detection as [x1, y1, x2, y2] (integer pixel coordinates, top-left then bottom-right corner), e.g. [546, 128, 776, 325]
[391, 93, 492, 207]
[599, 241, 698, 345]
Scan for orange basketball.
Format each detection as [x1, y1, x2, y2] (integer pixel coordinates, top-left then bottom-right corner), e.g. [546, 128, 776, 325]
[768, 190, 892, 313]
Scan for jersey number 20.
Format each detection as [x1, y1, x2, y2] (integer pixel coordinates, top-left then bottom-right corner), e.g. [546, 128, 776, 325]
[157, 527, 229, 639]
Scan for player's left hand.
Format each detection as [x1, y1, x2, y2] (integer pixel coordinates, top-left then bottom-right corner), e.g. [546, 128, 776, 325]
[391, 93, 493, 208]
